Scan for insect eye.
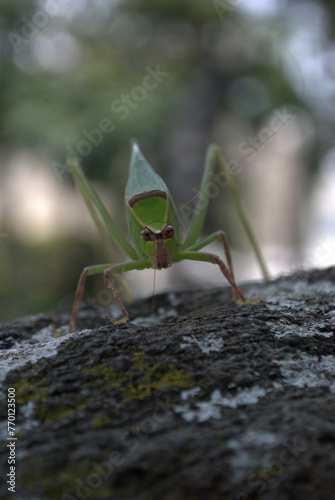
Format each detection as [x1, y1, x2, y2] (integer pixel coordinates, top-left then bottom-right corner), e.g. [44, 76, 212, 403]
[165, 225, 175, 238]
[141, 228, 152, 241]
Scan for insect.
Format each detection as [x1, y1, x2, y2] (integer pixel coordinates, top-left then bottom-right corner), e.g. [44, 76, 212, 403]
[67, 143, 268, 333]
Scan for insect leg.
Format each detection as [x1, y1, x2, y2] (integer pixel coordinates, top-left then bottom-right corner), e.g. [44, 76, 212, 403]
[69, 264, 114, 333]
[186, 230, 240, 300]
[67, 157, 138, 260]
[174, 250, 245, 303]
[181, 144, 269, 281]
[183, 145, 219, 248]
[216, 152, 270, 281]
[103, 260, 149, 324]
[69, 260, 148, 333]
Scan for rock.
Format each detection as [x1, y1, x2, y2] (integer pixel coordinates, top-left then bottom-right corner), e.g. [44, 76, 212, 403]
[0, 266, 335, 500]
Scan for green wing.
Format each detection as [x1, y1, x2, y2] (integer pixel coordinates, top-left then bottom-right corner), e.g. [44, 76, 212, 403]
[125, 143, 168, 199]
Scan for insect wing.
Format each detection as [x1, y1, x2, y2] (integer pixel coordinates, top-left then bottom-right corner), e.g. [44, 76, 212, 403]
[125, 143, 168, 199]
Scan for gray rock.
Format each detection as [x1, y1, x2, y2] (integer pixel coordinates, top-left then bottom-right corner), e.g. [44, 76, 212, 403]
[0, 267, 335, 500]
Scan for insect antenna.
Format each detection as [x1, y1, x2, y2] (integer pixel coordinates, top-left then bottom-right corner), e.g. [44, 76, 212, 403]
[151, 269, 157, 316]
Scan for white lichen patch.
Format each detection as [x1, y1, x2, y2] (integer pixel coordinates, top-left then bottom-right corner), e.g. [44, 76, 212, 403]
[227, 429, 277, 469]
[268, 320, 333, 339]
[252, 278, 335, 311]
[175, 386, 267, 422]
[250, 276, 335, 339]
[0, 420, 8, 441]
[325, 310, 335, 320]
[274, 352, 335, 393]
[180, 333, 224, 354]
[249, 279, 309, 303]
[168, 292, 182, 307]
[130, 307, 178, 326]
[180, 387, 201, 400]
[16, 401, 40, 431]
[31, 325, 69, 341]
[0, 328, 92, 387]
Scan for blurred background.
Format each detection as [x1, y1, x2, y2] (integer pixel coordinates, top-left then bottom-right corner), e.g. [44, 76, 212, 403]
[0, 0, 334, 323]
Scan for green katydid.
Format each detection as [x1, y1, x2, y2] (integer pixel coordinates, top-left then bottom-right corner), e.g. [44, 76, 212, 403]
[67, 143, 268, 333]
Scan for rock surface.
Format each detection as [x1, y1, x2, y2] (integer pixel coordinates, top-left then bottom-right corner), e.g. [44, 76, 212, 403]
[0, 267, 335, 500]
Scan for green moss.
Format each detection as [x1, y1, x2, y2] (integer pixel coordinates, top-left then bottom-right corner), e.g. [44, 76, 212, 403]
[257, 466, 280, 480]
[19, 468, 59, 500]
[14, 376, 48, 405]
[8, 352, 194, 427]
[91, 414, 111, 429]
[8, 376, 91, 424]
[14, 429, 24, 440]
[36, 395, 92, 424]
[84, 364, 116, 381]
[19, 462, 114, 500]
[83, 351, 195, 402]
[42, 406, 73, 424]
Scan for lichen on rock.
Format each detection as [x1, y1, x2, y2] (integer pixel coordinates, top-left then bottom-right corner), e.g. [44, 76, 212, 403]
[0, 266, 334, 500]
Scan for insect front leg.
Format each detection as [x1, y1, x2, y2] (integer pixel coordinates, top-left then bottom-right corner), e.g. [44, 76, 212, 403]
[66, 157, 138, 260]
[186, 230, 239, 301]
[69, 260, 148, 333]
[69, 264, 114, 333]
[102, 260, 149, 324]
[175, 250, 245, 303]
